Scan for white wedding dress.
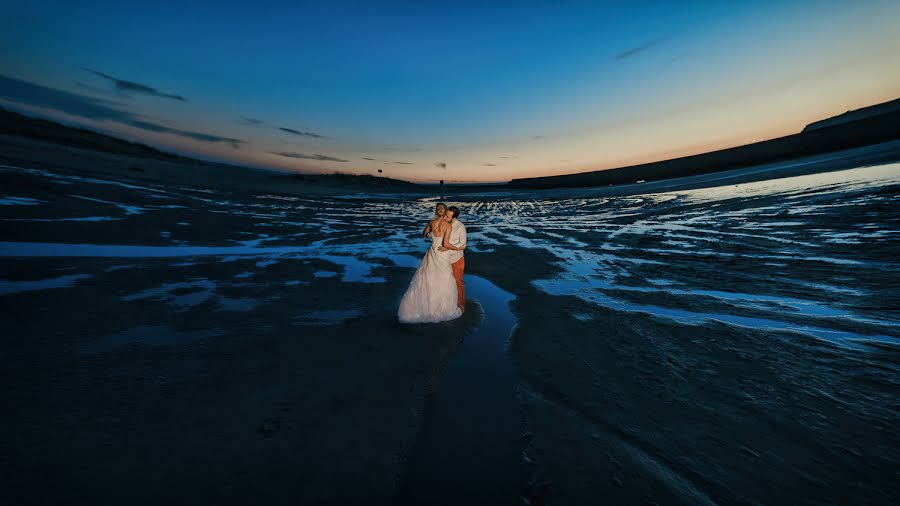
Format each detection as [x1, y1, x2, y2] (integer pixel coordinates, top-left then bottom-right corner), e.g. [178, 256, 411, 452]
[398, 230, 463, 323]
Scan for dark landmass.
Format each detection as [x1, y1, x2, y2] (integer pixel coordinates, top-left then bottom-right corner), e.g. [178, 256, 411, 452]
[803, 97, 900, 132]
[0, 107, 191, 162]
[509, 97, 900, 189]
[0, 107, 416, 192]
[271, 171, 417, 188]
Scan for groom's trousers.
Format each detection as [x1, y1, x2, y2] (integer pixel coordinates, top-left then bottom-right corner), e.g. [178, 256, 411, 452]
[451, 256, 465, 308]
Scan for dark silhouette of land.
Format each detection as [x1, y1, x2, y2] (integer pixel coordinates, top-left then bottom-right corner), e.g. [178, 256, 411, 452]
[3, 98, 899, 194]
[509, 97, 900, 189]
[0, 107, 191, 162]
[0, 107, 415, 192]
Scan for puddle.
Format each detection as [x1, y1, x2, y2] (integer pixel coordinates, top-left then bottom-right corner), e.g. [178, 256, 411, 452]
[0, 244, 387, 283]
[0, 274, 92, 296]
[393, 263, 524, 505]
[0, 241, 314, 257]
[292, 309, 363, 325]
[318, 254, 386, 283]
[72, 195, 146, 215]
[4, 216, 125, 222]
[80, 325, 217, 354]
[217, 296, 259, 312]
[534, 277, 899, 351]
[122, 280, 216, 308]
[105, 264, 139, 272]
[0, 195, 44, 206]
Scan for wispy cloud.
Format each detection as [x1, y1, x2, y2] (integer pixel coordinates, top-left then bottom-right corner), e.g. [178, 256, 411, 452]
[483, 163, 496, 166]
[72, 80, 113, 97]
[83, 68, 185, 101]
[1, 74, 133, 121]
[361, 157, 376, 161]
[435, 162, 447, 169]
[382, 146, 422, 152]
[123, 118, 243, 148]
[615, 34, 676, 60]
[0, 74, 243, 147]
[279, 126, 324, 139]
[271, 151, 348, 162]
[393, 161, 413, 165]
[241, 117, 327, 139]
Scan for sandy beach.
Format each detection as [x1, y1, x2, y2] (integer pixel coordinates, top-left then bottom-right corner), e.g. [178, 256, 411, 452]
[2, 137, 899, 505]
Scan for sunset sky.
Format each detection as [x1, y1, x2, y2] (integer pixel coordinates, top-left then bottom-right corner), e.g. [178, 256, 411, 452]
[1, 0, 898, 183]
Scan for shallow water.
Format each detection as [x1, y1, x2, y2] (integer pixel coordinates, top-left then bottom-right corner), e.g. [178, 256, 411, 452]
[0, 273, 92, 295]
[393, 274, 524, 506]
[4, 161, 897, 351]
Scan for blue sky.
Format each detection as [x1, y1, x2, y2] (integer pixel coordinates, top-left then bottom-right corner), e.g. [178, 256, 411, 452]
[1, 0, 898, 182]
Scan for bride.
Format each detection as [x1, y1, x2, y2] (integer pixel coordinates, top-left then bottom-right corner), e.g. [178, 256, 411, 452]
[398, 207, 465, 323]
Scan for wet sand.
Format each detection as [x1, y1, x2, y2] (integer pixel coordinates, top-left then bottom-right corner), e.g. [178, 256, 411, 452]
[1, 255, 484, 505]
[2, 143, 899, 505]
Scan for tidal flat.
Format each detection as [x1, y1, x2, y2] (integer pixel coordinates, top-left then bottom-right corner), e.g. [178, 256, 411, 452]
[1, 156, 899, 505]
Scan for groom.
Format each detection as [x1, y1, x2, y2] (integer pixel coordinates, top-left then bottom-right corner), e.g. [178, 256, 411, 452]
[438, 206, 467, 312]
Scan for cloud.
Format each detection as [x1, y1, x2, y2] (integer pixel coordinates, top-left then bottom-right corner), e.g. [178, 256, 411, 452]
[271, 151, 348, 162]
[483, 163, 496, 166]
[279, 126, 324, 139]
[382, 147, 422, 152]
[615, 34, 675, 60]
[1, 74, 133, 121]
[83, 68, 185, 101]
[241, 118, 327, 138]
[435, 162, 447, 169]
[122, 118, 243, 148]
[361, 157, 376, 161]
[72, 80, 112, 97]
[531, 135, 543, 141]
[0, 74, 243, 147]
[393, 161, 413, 165]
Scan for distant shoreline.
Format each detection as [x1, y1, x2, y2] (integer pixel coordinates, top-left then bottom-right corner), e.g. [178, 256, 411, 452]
[3, 99, 900, 195]
[510, 97, 900, 189]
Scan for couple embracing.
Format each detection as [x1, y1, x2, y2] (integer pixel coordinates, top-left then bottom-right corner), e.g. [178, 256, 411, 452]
[398, 203, 467, 324]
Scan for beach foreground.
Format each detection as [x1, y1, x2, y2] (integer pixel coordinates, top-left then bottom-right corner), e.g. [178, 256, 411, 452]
[1, 151, 899, 504]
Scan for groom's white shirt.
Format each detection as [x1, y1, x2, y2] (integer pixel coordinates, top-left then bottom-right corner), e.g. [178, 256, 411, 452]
[447, 218, 466, 263]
